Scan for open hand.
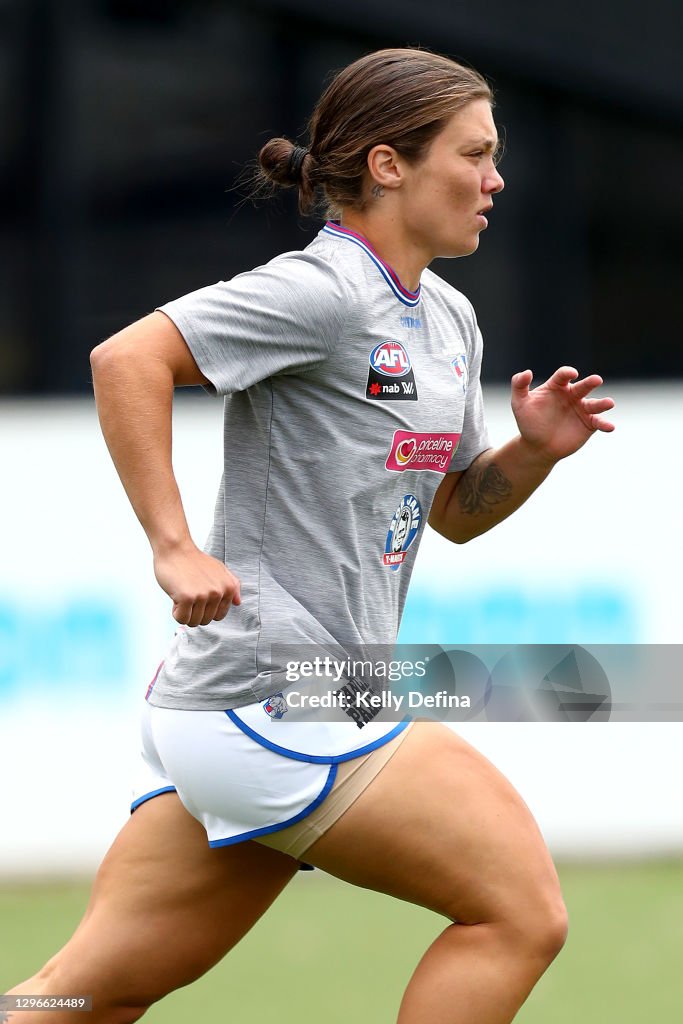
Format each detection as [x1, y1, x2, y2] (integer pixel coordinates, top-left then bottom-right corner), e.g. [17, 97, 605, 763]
[511, 366, 615, 463]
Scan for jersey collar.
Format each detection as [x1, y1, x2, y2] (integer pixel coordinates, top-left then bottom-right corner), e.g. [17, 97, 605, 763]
[322, 221, 422, 308]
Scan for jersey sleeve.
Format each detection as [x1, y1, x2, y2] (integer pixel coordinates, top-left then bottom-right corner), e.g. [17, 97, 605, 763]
[447, 315, 492, 472]
[156, 252, 346, 396]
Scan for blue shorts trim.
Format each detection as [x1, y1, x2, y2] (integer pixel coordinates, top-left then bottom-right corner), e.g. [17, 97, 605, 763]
[224, 711, 410, 763]
[207, 762, 338, 848]
[130, 785, 177, 813]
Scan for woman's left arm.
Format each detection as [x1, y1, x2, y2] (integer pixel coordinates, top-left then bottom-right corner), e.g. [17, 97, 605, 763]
[428, 365, 615, 544]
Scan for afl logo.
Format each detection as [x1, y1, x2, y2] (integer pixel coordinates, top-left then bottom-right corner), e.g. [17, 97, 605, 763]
[370, 342, 412, 378]
[366, 342, 418, 402]
[383, 494, 422, 571]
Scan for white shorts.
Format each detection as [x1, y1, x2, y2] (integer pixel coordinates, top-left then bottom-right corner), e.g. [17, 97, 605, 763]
[130, 698, 409, 850]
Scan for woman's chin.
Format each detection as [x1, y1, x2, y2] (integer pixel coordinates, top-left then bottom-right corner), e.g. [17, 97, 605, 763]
[438, 236, 481, 260]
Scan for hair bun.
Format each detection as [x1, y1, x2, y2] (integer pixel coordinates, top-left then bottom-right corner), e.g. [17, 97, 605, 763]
[258, 138, 310, 187]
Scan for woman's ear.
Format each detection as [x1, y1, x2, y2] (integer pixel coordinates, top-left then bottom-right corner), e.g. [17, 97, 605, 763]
[366, 144, 403, 191]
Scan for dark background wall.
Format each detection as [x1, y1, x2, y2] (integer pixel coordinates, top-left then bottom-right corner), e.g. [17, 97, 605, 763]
[1, 0, 681, 394]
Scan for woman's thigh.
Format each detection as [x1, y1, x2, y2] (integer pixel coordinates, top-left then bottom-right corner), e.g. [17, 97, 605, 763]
[302, 722, 563, 927]
[28, 792, 298, 1018]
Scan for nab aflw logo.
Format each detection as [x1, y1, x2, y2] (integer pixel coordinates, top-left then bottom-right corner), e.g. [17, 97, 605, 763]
[366, 342, 418, 402]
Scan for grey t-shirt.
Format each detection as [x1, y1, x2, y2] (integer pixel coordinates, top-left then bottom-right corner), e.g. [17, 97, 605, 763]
[147, 221, 491, 710]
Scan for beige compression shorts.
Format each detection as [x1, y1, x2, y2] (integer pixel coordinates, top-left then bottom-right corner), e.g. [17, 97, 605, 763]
[255, 719, 416, 860]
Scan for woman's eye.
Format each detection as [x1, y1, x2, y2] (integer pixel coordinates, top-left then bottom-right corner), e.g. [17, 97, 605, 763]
[468, 149, 503, 166]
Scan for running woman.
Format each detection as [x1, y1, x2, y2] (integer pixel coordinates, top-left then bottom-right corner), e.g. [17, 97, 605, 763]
[7, 48, 614, 1024]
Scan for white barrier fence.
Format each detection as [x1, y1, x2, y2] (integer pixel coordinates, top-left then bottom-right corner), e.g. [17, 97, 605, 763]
[1, 386, 681, 875]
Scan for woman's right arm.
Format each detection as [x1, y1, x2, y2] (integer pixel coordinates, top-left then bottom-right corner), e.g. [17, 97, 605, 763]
[90, 311, 241, 627]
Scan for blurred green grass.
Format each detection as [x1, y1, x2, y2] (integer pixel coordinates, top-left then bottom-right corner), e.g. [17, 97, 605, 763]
[1, 859, 682, 1023]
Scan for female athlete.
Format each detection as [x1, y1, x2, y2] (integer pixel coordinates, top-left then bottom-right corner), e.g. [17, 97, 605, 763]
[7, 48, 615, 1024]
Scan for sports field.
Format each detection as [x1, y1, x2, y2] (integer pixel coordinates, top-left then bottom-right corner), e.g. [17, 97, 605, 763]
[2, 859, 682, 1023]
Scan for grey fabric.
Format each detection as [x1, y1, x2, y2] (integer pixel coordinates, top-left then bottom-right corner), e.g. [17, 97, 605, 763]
[148, 224, 491, 710]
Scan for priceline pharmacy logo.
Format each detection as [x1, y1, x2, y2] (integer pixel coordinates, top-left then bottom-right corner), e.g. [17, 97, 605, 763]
[385, 430, 461, 475]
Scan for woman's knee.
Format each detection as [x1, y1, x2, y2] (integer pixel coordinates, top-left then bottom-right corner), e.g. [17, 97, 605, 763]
[12, 959, 151, 1024]
[34, 957, 152, 1024]
[502, 884, 569, 965]
[437, 852, 568, 966]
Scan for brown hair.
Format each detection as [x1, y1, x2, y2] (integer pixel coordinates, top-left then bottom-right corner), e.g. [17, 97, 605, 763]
[256, 47, 493, 217]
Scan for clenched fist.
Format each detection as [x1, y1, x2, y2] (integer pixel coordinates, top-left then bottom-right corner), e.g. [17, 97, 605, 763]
[153, 541, 241, 627]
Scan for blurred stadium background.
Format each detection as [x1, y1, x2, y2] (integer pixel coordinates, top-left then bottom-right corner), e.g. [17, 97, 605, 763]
[1, 1, 682, 1020]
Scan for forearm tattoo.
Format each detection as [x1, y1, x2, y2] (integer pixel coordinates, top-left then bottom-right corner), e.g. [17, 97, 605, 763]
[457, 460, 513, 515]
